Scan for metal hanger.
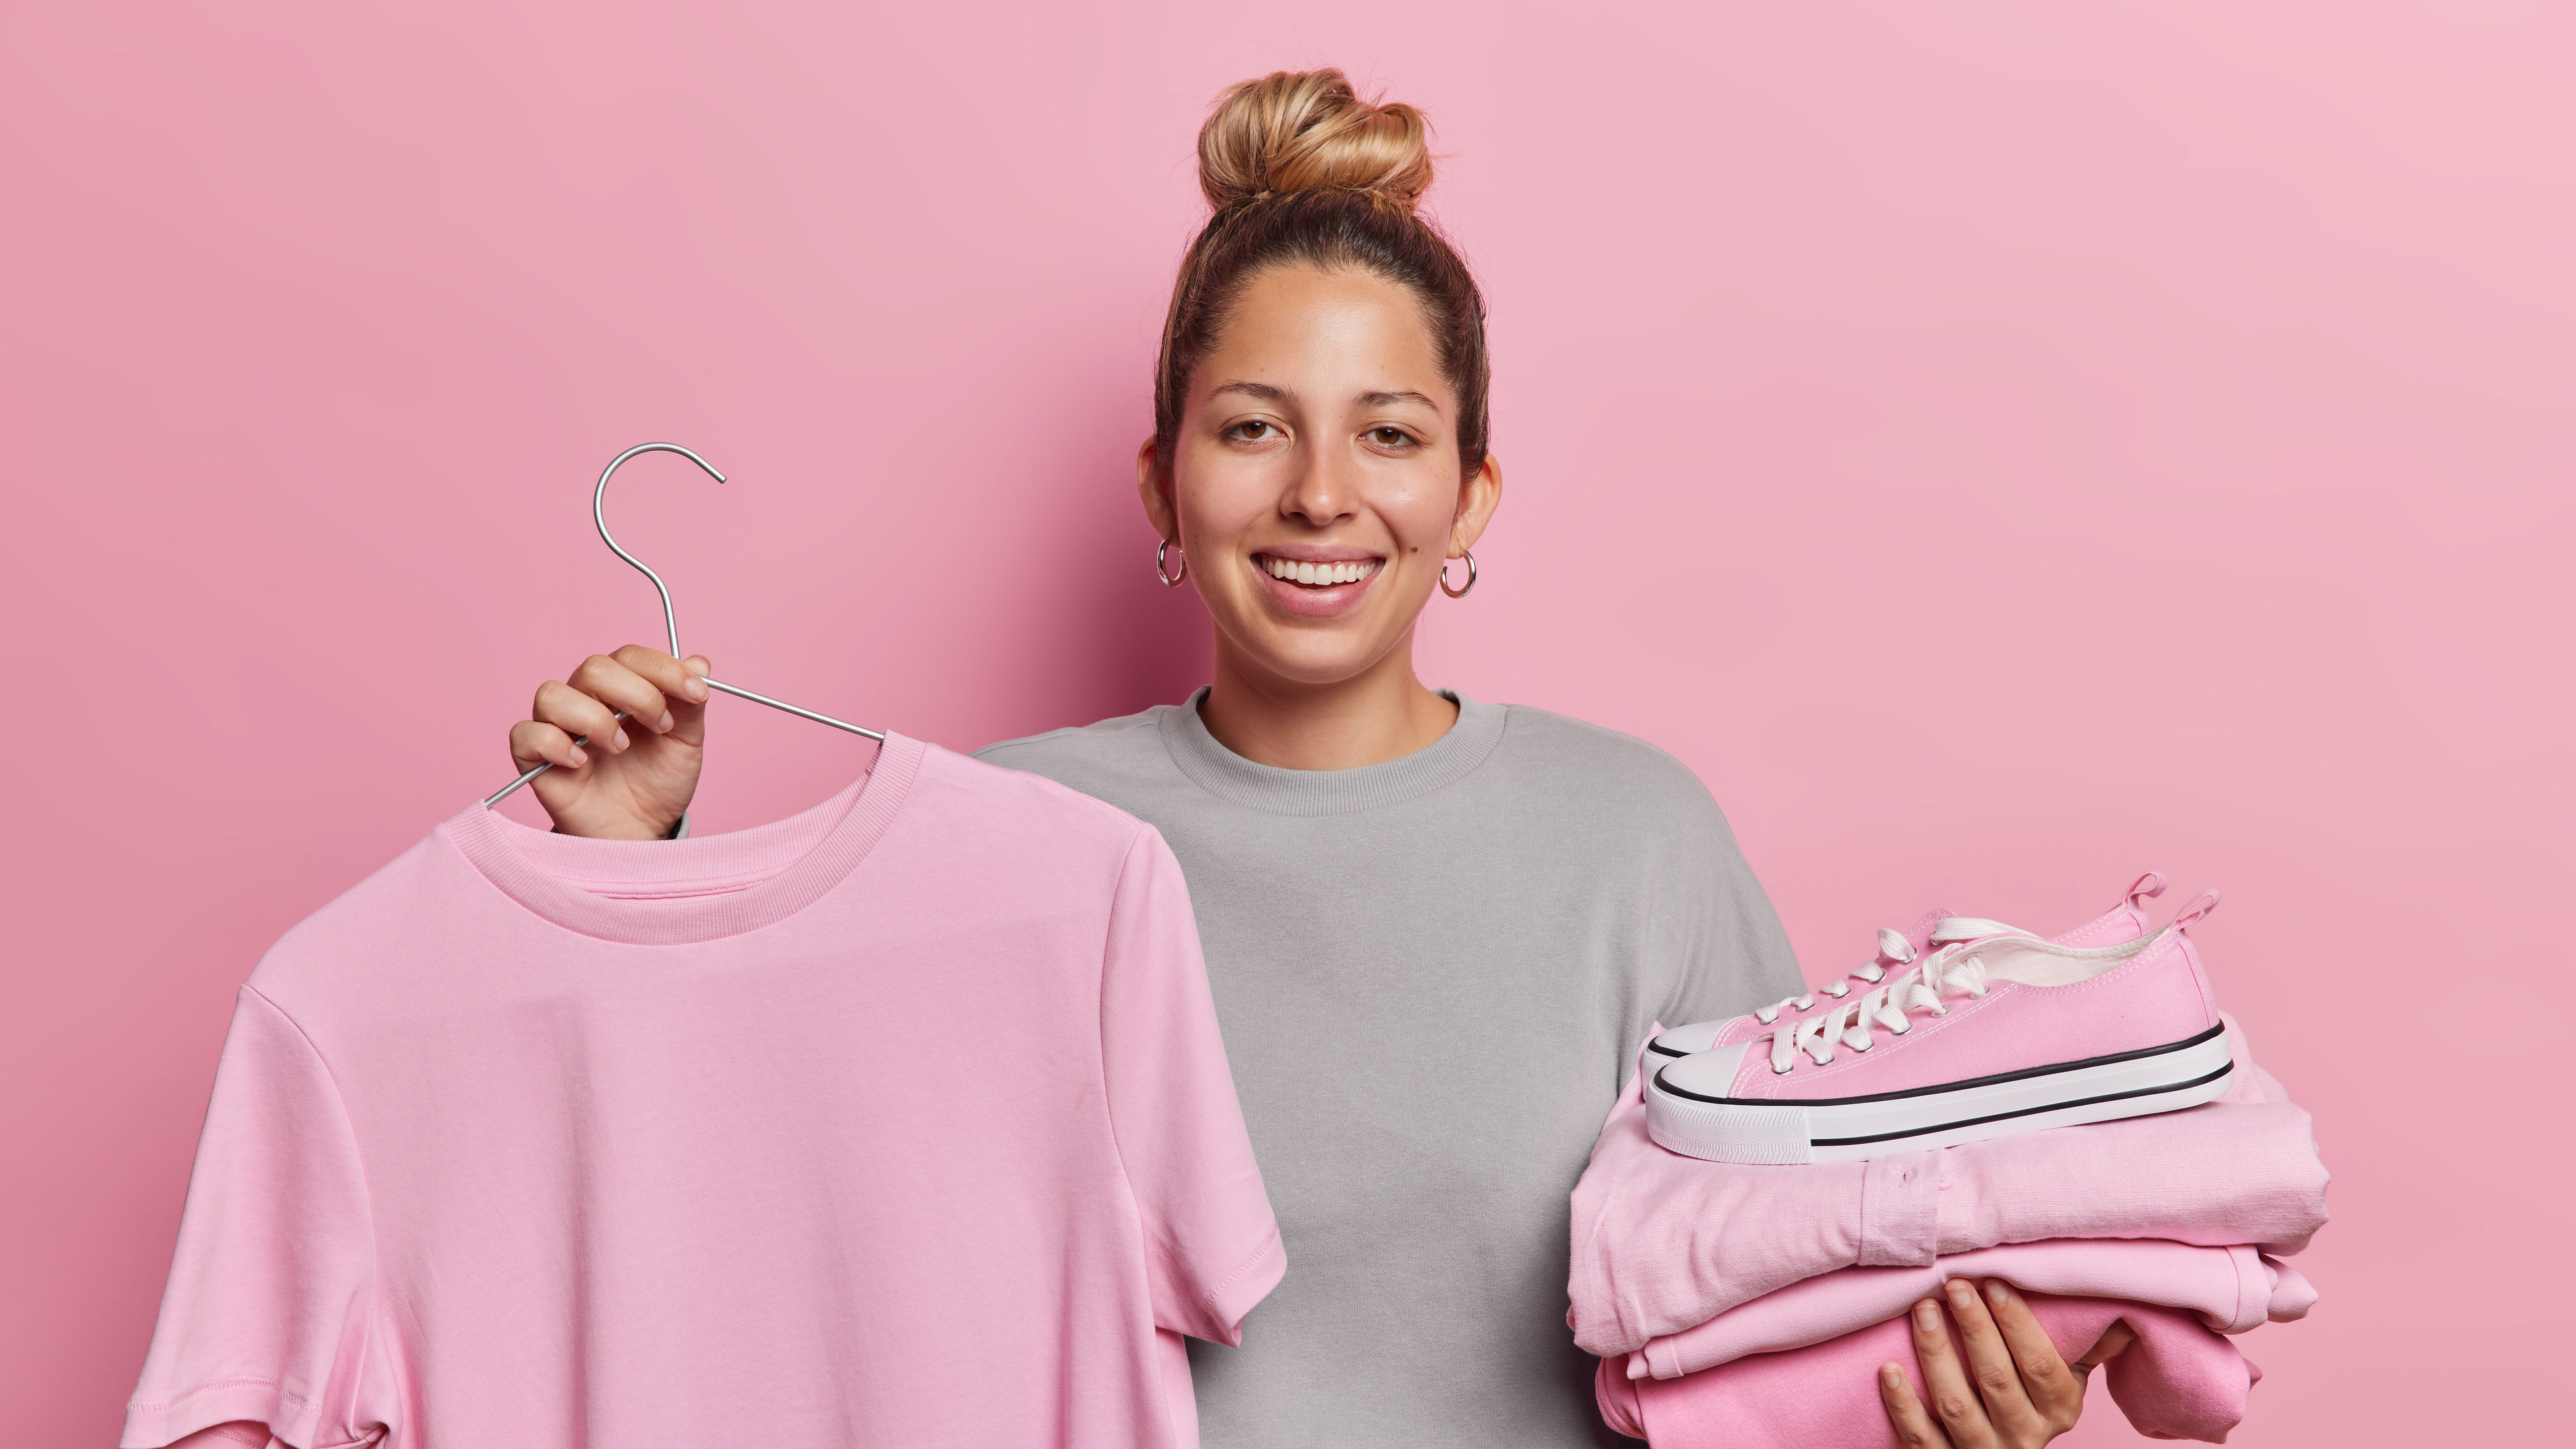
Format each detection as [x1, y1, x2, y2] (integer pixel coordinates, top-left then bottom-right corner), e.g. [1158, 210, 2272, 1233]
[484, 441, 883, 808]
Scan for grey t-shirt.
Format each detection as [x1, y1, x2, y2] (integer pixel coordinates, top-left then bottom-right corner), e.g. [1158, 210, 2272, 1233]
[976, 691, 1800, 1448]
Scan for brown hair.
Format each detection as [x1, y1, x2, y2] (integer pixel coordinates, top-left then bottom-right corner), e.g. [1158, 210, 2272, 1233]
[1154, 70, 1491, 480]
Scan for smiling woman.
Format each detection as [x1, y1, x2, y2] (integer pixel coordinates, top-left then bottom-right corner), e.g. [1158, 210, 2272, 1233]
[1131, 70, 1500, 769]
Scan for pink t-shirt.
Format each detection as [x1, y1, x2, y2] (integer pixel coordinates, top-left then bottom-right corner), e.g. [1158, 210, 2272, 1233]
[125, 735, 1284, 1449]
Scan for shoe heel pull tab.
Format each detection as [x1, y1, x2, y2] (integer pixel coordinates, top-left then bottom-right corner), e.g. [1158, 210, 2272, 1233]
[2170, 889, 2220, 930]
[2126, 872, 2169, 908]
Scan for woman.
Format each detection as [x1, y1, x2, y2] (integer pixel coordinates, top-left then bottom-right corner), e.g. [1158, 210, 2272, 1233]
[506, 69, 2115, 1449]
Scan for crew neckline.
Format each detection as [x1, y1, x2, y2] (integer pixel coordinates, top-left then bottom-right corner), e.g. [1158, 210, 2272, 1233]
[441, 733, 924, 944]
[1157, 688, 1509, 816]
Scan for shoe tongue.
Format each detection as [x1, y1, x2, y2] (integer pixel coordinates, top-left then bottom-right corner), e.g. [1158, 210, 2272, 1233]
[1958, 936, 2110, 988]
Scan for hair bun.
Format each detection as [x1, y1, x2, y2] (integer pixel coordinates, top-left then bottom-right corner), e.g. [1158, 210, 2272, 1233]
[1197, 69, 1434, 213]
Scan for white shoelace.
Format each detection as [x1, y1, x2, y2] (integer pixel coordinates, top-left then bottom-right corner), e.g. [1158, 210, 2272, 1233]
[1752, 927, 1917, 1026]
[1769, 945, 1992, 1074]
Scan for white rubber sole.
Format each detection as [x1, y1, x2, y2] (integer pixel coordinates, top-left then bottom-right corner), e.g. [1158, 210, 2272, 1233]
[1644, 1022, 2235, 1165]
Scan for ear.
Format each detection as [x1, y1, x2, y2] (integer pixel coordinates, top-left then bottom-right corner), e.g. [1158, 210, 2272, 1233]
[1448, 449, 1503, 556]
[1136, 436, 1179, 545]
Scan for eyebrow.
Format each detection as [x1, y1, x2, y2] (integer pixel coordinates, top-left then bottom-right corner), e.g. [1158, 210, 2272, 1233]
[1358, 389, 1443, 415]
[1207, 380, 1444, 415]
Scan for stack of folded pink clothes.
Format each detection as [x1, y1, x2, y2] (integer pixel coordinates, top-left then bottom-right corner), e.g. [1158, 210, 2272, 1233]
[1571, 876, 2328, 1447]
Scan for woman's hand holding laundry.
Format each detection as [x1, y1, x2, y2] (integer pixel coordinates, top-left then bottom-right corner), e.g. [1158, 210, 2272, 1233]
[1877, 1279, 2133, 1449]
[506, 645, 710, 839]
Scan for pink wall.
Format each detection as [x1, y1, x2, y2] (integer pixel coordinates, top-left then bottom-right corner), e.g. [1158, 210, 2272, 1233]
[5, 3, 2564, 1442]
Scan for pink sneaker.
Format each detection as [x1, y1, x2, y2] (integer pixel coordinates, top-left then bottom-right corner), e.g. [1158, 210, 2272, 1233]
[1640, 873, 2169, 1078]
[1646, 890, 2231, 1165]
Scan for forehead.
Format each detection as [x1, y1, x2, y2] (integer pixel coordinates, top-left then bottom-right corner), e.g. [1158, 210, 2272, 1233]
[1199, 264, 1448, 400]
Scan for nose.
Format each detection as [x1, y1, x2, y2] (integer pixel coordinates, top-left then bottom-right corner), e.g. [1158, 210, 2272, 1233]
[1281, 437, 1358, 528]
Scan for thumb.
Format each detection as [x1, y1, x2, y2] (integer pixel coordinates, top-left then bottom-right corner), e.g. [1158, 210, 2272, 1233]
[2074, 1320, 2139, 1373]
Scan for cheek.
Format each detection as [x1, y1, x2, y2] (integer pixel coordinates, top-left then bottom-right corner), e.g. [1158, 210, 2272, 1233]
[1371, 476, 1460, 549]
[1170, 448, 1272, 545]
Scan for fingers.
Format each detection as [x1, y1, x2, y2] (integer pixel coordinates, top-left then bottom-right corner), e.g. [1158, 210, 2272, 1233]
[1909, 1295, 1998, 1449]
[1980, 1279, 2085, 1431]
[608, 645, 712, 726]
[568, 651, 683, 736]
[1942, 1279, 2047, 1442]
[1878, 1360, 1955, 1449]
[509, 718, 587, 771]
[533, 679, 630, 755]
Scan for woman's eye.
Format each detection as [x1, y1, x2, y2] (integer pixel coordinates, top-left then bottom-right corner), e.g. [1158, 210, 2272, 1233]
[1228, 421, 1281, 441]
[1368, 427, 1417, 448]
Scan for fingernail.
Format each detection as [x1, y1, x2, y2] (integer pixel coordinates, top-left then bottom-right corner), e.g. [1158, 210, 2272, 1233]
[657, 711, 675, 732]
[1881, 1362, 1903, 1384]
[1947, 1280, 1974, 1309]
[569, 746, 587, 766]
[612, 728, 630, 751]
[1915, 1301, 1939, 1330]
[684, 678, 708, 701]
[1988, 1281, 2012, 1305]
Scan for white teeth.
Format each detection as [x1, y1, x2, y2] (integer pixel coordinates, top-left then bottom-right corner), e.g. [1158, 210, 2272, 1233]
[1263, 556, 1378, 585]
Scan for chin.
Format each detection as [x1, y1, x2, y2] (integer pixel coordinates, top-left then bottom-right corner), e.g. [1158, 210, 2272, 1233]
[1236, 625, 1399, 687]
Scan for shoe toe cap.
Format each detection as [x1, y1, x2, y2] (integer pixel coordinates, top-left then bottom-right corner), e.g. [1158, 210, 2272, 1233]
[1651, 1019, 1729, 1059]
[1654, 1040, 1754, 1102]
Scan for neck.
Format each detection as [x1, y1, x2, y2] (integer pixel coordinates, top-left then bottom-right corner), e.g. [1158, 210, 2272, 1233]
[1198, 627, 1460, 771]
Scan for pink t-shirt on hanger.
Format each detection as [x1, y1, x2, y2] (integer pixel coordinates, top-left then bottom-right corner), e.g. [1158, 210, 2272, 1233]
[125, 735, 1284, 1449]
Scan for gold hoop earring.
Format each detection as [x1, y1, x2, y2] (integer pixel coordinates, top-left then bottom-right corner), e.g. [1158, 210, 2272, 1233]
[1156, 539, 1189, 588]
[1438, 550, 1478, 598]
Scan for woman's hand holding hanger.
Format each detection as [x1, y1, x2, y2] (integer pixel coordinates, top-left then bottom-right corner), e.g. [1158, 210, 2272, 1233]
[506, 645, 712, 840]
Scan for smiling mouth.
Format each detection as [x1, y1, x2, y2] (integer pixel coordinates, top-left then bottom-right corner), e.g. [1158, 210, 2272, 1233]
[1254, 554, 1382, 588]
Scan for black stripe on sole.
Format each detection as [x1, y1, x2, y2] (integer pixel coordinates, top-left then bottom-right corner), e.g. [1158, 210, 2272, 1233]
[1808, 1061, 2237, 1148]
[1654, 1020, 2229, 1108]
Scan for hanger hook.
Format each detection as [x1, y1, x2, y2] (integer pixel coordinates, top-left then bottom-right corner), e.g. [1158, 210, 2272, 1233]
[593, 442, 727, 657]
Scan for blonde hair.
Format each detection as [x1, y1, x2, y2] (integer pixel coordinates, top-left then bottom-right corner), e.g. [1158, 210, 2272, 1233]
[1195, 70, 1435, 212]
[1155, 70, 1490, 479]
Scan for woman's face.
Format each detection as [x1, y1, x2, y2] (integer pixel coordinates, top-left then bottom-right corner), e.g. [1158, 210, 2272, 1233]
[1140, 262, 1501, 689]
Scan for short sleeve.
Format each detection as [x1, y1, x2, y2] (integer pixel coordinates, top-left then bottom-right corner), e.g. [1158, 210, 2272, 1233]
[1653, 787, 1803, 1032]
[125, 988, 384, 1449]
[1097, 827, 1285, 1347]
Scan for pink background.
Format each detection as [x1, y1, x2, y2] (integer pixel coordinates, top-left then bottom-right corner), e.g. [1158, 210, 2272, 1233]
[5, 3, 2565, 1443]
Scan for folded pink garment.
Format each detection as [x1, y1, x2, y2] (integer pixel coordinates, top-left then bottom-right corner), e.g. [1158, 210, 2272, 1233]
[1597, 1293, 2261, 1447]
[1635, 1236, 2314, 1379]
[1571, 1014, 2328, 1358]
